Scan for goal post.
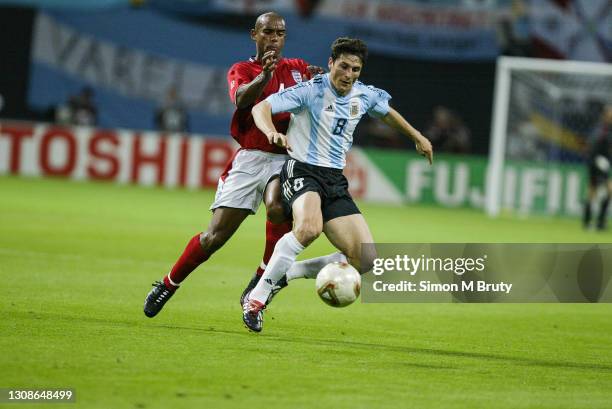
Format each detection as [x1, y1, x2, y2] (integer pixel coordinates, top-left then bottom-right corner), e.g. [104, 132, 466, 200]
[485, 56, 612, 217]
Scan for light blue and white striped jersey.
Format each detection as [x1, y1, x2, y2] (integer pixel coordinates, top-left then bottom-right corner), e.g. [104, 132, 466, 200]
[265, 73, 391, 169]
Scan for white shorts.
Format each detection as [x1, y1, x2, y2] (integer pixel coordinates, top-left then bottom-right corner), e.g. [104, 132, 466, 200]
[210, 149, 289, 214]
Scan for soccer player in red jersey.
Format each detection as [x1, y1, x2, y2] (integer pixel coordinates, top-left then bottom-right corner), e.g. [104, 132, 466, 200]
[144, 12, 345, 318]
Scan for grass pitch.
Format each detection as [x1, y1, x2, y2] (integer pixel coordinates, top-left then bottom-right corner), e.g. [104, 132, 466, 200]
[1, 175, 612, 409]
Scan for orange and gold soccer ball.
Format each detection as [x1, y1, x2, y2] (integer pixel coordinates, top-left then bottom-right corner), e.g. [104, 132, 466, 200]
[315, 262, 361, 307]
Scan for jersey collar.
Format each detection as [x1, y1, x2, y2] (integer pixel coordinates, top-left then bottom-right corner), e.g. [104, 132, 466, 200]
[324, 73, 355, 101]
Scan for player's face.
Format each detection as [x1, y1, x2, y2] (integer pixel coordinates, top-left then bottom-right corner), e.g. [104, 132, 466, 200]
[251, 17, 286, 58]
[328, 54, 363, 96]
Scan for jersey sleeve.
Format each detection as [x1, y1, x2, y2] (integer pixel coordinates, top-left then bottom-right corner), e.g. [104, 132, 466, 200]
[227, 63, 254, 105]
[366, 86, 392, 118]
[266, 82, 312, 115]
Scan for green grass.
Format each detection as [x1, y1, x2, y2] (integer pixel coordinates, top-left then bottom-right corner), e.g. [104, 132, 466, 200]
[1, 175, 612, 409]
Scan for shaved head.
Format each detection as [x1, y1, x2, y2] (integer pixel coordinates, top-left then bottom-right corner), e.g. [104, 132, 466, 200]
[254, 12, 284, 31]
[251, 11, 286, 60]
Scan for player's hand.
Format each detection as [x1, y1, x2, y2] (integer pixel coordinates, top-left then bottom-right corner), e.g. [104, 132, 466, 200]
[262, 50, 278, 75]
[305, 65, 325, 79]
[267, 131, 292, 151]
[415, 135, 433, 164]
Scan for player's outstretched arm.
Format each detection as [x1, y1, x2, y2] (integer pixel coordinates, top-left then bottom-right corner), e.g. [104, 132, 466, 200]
[381, 107, 433, 164]
[252, 101, 291, 150]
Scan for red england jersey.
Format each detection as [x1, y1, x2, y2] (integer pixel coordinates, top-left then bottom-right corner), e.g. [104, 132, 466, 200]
[228, 57, 311, 154]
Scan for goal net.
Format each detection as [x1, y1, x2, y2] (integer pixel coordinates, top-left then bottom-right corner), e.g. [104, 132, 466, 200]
[485, 57, 612, 217]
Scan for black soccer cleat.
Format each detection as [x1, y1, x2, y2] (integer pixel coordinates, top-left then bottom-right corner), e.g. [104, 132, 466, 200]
[239, 273, 288, 306]
[239, 273, 261, 306]
[144, 280, 176, 318]
[242, 298, 265, 333]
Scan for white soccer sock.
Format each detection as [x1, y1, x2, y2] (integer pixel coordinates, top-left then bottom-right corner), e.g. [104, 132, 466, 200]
[249, 232, 305, 305]
[286, 252, 347, 281]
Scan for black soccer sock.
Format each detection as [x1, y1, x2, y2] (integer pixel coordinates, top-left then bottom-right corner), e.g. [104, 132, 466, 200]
[583, 200, 592, 227]
[597, 195, 610, 229]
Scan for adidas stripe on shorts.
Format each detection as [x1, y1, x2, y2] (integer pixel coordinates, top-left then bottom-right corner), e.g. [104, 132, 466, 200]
[280, 158, 360, 222]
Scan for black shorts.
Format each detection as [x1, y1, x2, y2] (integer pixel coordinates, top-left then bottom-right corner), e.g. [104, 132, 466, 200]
[588, 161, 609, 186]
[280, 159, 360, 222]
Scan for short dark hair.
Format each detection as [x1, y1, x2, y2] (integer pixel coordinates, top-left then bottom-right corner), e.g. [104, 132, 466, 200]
[331, 37, 368, 64]
[254, 11, 284, 31]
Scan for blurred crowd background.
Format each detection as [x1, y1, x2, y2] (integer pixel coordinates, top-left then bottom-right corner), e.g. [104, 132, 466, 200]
[0, 0, 610, 156]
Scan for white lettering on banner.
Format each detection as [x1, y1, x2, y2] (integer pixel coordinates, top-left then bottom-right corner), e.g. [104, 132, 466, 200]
[406, 161, 431, 201]
[0, 121, 586, 217]
[469, 185, 485, 208]
[505, 168, 583, 216]
[519, 169, 547, 214]
[434, 162, 469, 207]
[546, 170, 562, 215]
[565, 172, 583, 215]
[0, 121, 236, 189]
[402, 158, 584, 216]
[32, 14, 233, 115]
[502, 167, 517, 209]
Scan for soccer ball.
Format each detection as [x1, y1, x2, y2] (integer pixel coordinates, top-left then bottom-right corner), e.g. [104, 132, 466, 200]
[315, 262, 361, 307]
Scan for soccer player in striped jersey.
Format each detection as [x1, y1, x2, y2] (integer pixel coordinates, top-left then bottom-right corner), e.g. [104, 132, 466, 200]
[243, 37, 433, 332]
[143, 12, 345, 318]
